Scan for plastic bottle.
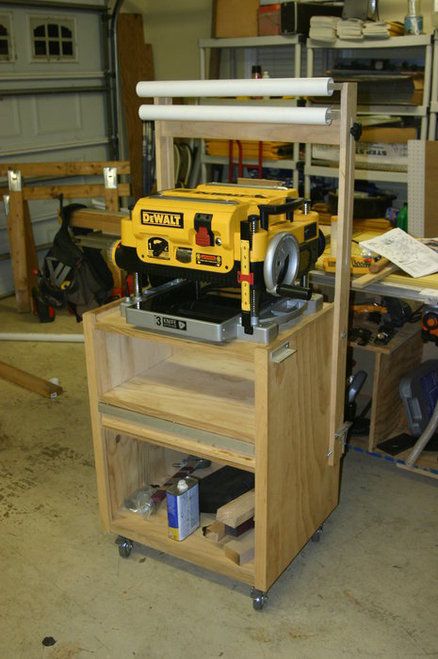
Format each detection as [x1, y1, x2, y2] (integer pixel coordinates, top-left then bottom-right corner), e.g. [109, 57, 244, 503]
[262, 70, 270, 99]
[397, 203, 408, 232]
[251, 65, 262, 99]
[251, 65, 262, 80]
[404, 0, 423, 35]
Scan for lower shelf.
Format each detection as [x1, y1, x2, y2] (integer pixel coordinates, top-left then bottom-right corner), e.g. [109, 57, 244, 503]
[348, 436, 438, 478]
[111, 507, 255, 585]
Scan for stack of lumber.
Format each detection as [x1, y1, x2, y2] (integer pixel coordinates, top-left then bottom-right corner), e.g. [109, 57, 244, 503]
[202, 489, 255, 566]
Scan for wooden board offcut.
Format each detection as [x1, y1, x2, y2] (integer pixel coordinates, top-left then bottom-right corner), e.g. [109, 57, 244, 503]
[0, 360, 63, 398]
[224, 529, 255, 565]
[117, 14, 154, 199]
[216, 490, 255, 528]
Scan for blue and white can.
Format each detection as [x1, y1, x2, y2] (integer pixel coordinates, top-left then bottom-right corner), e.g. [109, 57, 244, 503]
[166, 477, 199, 541]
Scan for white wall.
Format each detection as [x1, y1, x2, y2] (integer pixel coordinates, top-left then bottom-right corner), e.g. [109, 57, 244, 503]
[122, 0, 212, 79]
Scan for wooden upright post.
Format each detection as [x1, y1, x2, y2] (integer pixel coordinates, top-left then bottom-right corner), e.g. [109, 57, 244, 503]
[154, 98, 175, 190]
[6, 170, 37, 313]
[327, 82, 357, 466]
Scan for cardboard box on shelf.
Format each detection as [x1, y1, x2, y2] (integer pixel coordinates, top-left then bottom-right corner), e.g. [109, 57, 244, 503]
[360, 126, 417, 144]
[258, 4, 282, 36]
[214, 0, 259, 38]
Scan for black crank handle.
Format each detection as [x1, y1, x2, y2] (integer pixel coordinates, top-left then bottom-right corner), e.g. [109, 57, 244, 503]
[275, 284, 312, 300]
[258, 197, 304, 216]
[257, 197, 307, 228]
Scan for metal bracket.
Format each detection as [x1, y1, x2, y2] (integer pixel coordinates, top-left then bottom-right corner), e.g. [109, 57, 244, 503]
[328, 421, 352, 457]
[3, 194, 10, 215]
[7, 170, 22, 192]
[103, 166, 117, 189]
[271, 342, 296, 364]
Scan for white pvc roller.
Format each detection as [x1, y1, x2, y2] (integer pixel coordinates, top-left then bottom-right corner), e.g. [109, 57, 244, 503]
[138, 104, 332, 126]
[136, 77, 334, 98]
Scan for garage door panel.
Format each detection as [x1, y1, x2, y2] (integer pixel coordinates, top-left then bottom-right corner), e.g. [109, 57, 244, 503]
[0, 98, 21, 138]
[1, 93, 108, 150]
[34, 95, 82, 135]
[0, 1, 110, 296]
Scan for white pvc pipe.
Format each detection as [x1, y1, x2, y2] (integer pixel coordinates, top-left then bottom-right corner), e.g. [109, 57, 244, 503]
[0, 333, 84, 343]
[138, 104, 332, 126]
[136, 77, 334, 98]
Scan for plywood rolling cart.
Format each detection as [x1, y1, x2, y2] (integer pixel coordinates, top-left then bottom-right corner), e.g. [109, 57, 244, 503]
[84, 77, 357, 609]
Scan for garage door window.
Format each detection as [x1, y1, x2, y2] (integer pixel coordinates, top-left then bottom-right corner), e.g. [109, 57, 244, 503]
[30, 18, 75, 60]
[0, 15, 13, 61]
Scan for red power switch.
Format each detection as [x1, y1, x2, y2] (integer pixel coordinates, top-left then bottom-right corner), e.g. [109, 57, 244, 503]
[195, 226, 213, 247]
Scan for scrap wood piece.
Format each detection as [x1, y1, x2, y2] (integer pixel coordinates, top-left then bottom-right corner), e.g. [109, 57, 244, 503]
[7, 191, 35, 312]
[216, 489, 255, 528]
[69, 208, 124, 236]
[202, 521, 226, 543]
[353, 258, 400, 289]
[225, 517, 254, 537]
[0, 361, 63, 398]
[117, 13, 154, 200]
[224, 529, 255, 565]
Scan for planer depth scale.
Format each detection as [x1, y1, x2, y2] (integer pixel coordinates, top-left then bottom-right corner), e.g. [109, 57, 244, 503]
[114, 182, 324, 343]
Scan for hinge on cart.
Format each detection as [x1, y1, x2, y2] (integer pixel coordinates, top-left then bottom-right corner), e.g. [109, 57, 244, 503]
[328, 421, 352, 458]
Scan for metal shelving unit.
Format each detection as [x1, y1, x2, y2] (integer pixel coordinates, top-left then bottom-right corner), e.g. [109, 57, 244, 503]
[310, 269, 438, 304]
[305, 34, 433, 195]
[428, 31, 438, 139]
[199, 35, 303, 79]
[198, 36, 304, 188]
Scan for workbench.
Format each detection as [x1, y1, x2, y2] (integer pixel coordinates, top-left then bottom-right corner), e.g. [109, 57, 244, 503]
[311, 262, 438, 478]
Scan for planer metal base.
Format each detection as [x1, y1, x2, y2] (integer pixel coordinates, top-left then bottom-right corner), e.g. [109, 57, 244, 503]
[121, 280, 323, 344]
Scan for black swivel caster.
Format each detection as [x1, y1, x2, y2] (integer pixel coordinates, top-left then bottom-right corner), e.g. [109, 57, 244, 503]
[251, 587, 268, 611]
[116, 536, 133, 558]
[311, 525, 324, 543]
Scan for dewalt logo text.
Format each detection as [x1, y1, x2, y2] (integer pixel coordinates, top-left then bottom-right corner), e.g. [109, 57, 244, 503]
[141, 209, 184, 229]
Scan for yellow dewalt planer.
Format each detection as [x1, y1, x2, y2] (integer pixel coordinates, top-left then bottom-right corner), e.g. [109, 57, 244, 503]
[115, 182, 324, 343]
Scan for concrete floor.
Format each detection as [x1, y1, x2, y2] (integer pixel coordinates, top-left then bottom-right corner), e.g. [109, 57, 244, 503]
[0, 295, 437, 659]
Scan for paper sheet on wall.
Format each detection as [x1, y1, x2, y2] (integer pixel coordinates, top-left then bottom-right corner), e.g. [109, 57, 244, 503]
[359, 228, 438, 278]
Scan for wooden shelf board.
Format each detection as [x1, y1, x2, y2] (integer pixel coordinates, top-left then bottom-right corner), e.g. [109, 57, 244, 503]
[100, 408, 256, 472]
[100, 358, 255, 443]
[348, 436, 438, 476]
[348, 322, 421, 355]
[111, 508, 255, 585]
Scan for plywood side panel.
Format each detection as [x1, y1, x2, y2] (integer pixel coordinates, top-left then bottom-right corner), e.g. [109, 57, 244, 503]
[83, 311, 113, 531]
[117, 14, 154, 199]
[97, 333, 172, 394]
[369, 331, 423, 448]
[105, 431, 178, 516]
[254, 306, 340, 592]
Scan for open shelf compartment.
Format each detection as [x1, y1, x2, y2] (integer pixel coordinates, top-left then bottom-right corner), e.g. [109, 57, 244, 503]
[94, 308, 256, 444]
[104, 429, 255, 585]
